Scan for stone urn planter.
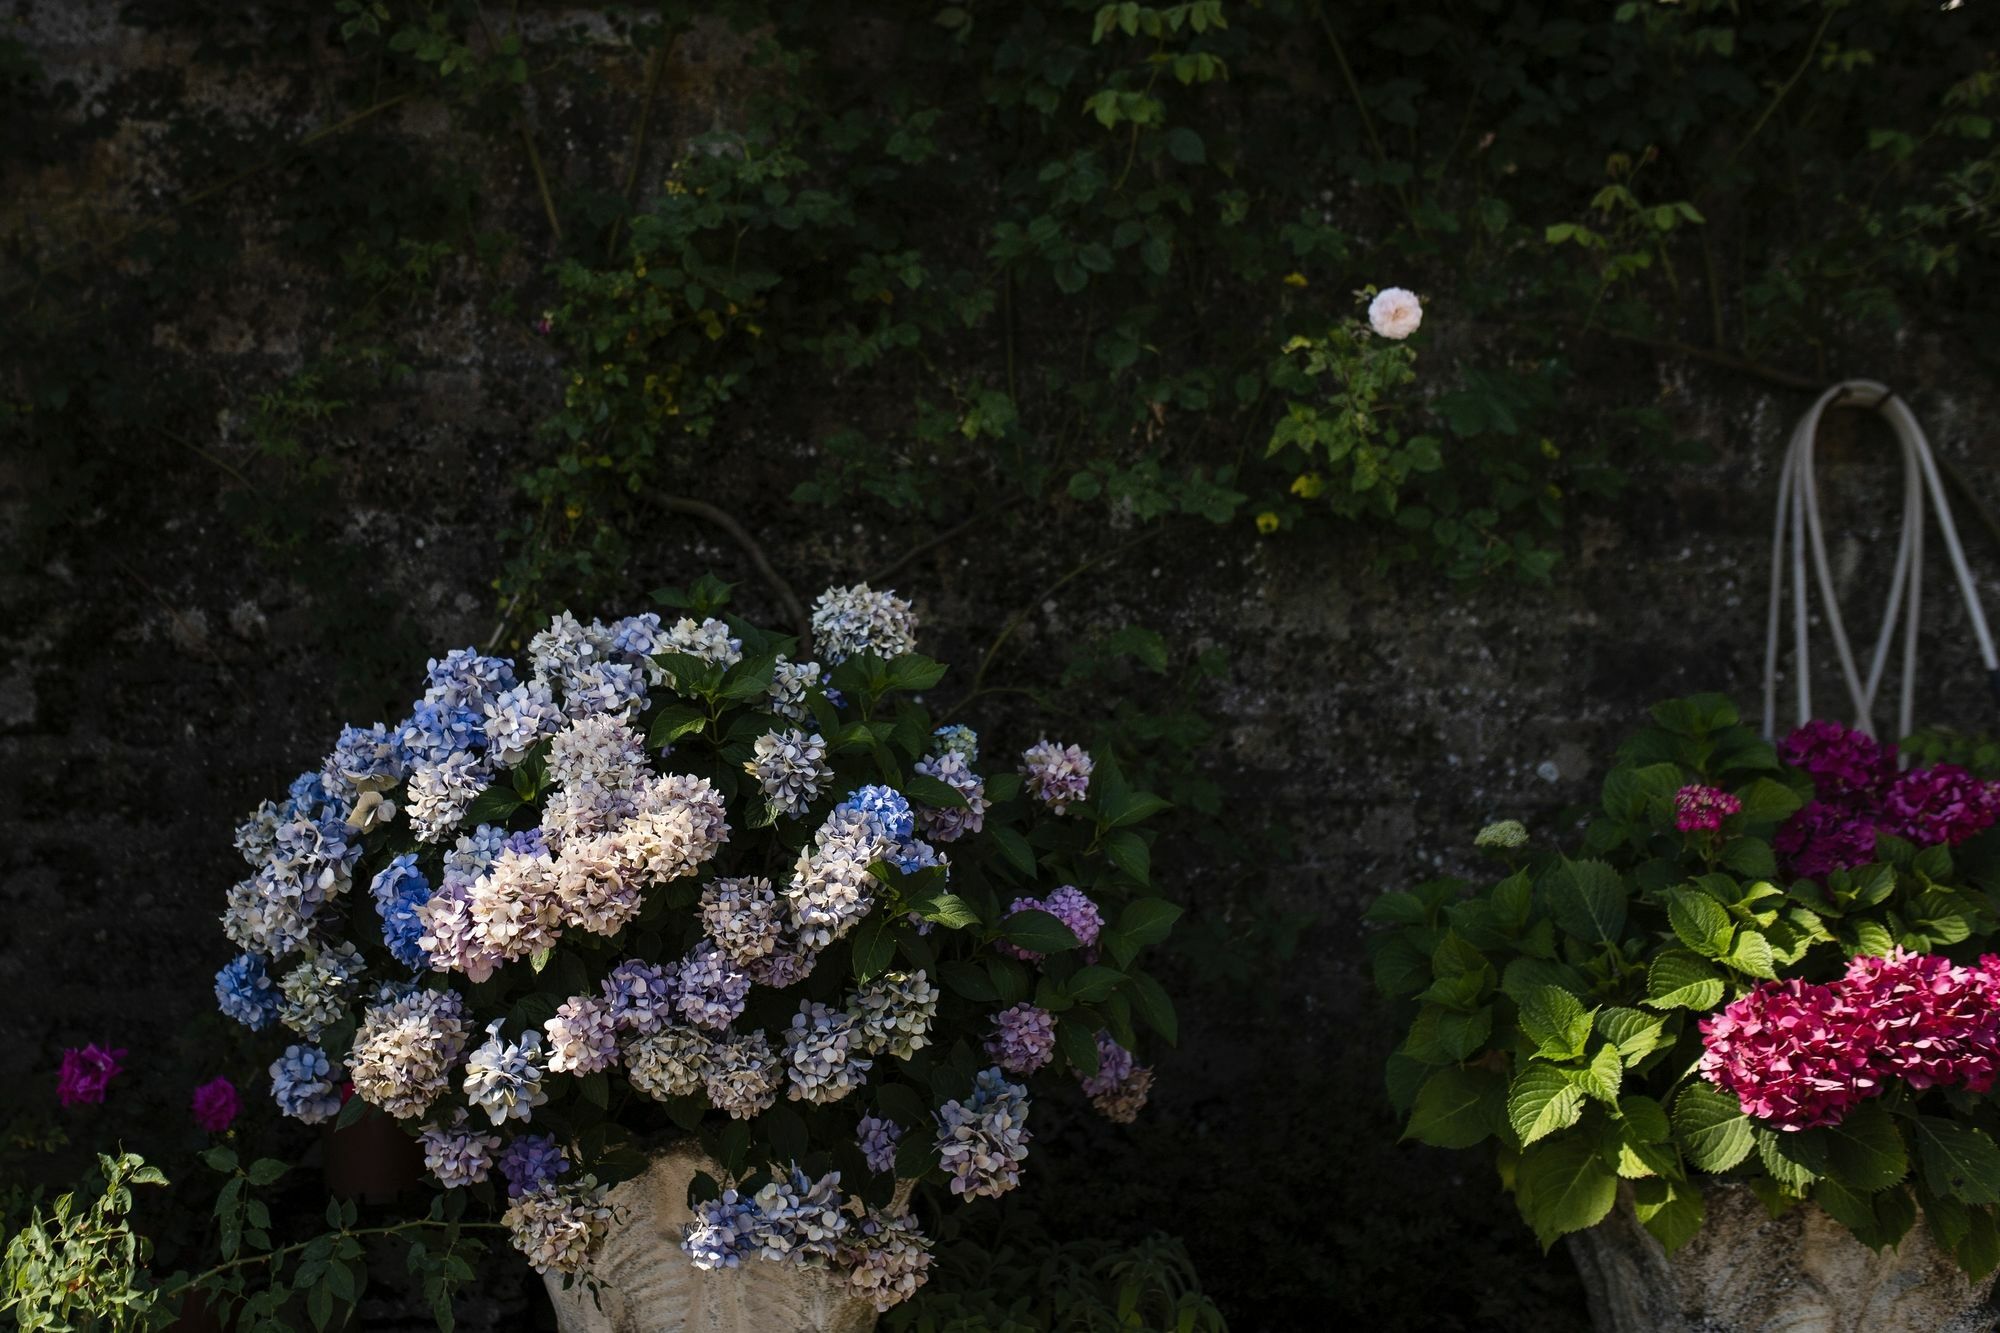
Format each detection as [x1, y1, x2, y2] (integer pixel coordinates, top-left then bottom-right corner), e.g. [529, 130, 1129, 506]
[1567, 1182, 2000, 1333]
[543, 1145, 881, 1333]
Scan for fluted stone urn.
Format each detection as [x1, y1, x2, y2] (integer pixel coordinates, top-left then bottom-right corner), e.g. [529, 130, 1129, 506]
[543, 1144, 880, 1333]
[1567, 1181, 2000, 1333]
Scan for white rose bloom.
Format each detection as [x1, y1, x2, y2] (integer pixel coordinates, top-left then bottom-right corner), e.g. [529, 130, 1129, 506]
[1367, 286, 1423, 340]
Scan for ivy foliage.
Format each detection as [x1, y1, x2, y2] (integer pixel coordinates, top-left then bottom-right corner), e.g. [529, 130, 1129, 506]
[1371, 695, 2000, 1272]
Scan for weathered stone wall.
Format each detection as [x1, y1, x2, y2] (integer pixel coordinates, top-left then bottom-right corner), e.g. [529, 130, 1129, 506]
[6, 3, 2000, 1327]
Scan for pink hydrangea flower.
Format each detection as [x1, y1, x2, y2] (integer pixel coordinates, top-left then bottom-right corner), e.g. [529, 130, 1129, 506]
[1780, 721, 1897, 799]
[1674, 784, 1742, 833]
[57, 1044, 127, 1108]
[192, 1076, 241, 1133]
[1881, 765, 2000, 849]
[1697, 980, 1880, 1130]
[1843, 949, 2000, 1093]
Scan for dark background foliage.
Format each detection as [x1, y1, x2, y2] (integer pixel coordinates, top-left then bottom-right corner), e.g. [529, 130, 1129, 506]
[5, 0, 2000, 1327]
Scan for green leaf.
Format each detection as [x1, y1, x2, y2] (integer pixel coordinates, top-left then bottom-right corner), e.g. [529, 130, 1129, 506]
[1916, 1118, 2000, 1205]
[1644, 950, 1725, 1011]
[988, 826, 1037, 876]
[1544, 859, 1627, 946]
[1595, 1007, 1666, 1064]
[1516, 985, 1592, 1061]
[1126, 969, 1178, 1045]
[1673, 1082, 1754, 1172]
[1065, 965, 1125, 1004]
[851, 916, 896, 982]
[1573, 1044, 1625, 1103]
[1104, 829, 1152, 884]
[1515, 1134, 1619, 1248]
[461, 783, 523, 826]
[1114, 898, 1182, 949]
[1727, 931, 1778, 980]
[1667, 890, 1734, 958]
[1735, 777, 1804, 823]
[999, 908, 1082, 954]
[1757, 1126, 1825, 1189]
[1720, 837, 1778, 879]
[939, 960, 998, 1002]
[1404, 1066, 1505, 1149]
[905, 772, 970, 811]
[1824, 1101, 1909, 1193]
[647, 703, 709, 749]
[1057, 1016, 1101, 1078]
[245, 1159, 289, 1186]
[1633, 1179, 1706, 1252]
[1508, 1064, 1585, 1145]
[916, 893, 982, 930]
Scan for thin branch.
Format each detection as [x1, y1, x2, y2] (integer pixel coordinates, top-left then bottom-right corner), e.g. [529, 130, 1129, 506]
[869, 495, 1028, 585]
[605, 32, 677, 261]
[660, 496, 810, 641]
[1311, 1, 1415, 224]
[1727, 6, 1837, 169]
[520, 121, 564, 244]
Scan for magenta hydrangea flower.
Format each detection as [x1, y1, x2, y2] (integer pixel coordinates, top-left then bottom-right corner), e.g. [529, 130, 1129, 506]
[1775, 801, 1880, 880]
[1881, 765, 2000, 849]
[1697, 980, 1880, 1130]
[1674, 784, 1742, 834]
[192, 1076, 241, 1133]
[1843, 949, 2000, 1093]
[57, 1045, 127, 1108]
[1780, 720, 1897, 799]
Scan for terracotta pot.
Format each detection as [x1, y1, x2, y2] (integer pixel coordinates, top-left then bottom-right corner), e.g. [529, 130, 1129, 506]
[1567, 1181, 2000, 1333]
[543, 1145, 879, 1333]
[322, 1103, 425, 1204]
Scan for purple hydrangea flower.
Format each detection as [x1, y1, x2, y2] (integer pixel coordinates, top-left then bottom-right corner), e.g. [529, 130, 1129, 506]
[499, 1133, 572, 1198]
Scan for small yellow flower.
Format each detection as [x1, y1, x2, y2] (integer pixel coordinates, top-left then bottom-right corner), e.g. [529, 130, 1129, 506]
[1539, 438, 1560, 460]
[1282, 272, 1309, 288]
[564, 502, 584, 521]
[1255, 512, 1281, 535]
[1290, 472, 1325, 499]
[1546, 483, 1563, 501]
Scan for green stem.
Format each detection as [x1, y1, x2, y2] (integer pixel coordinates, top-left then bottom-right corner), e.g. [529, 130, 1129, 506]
[1311, 1, 1417, 226]
[1727, 6, 1837, 170]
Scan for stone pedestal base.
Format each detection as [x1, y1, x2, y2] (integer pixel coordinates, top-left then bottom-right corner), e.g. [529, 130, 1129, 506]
[543, 1145, 878, 1333]
[1567, 1183, 1999, 1333]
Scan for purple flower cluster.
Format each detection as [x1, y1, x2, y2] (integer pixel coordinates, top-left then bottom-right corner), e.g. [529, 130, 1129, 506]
[1673, 784, 1741, 834]
[998, 886, 1103, 963]
[934, 1068, 1032, 1199]
[1775, 721, 2000, 879]
[984, 1003, 1058, 1075]
[499, 1133, 572, 1198]
[1020, 739, 1093, 815]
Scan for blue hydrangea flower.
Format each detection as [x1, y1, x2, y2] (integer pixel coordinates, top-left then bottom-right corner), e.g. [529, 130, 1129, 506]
[498, 1133, 572, 1198]
[369, 854, 433, 970]
[215, 953, 280, 1030]
[836, 786, 915, 841]
[683, 1190, 759, 1271]
[270, 1044, 342, 1124]
[934, 1068, 1031, 1200]
[858, 1114, 902, 1174]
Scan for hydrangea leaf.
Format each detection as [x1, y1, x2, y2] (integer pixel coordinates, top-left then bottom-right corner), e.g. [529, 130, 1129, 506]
[1543, 858, 1627, 947]
[1643, 950, 1725, 1011]
[904, 772, 970, 811]
[1515, 1133, 1618, 1249]
[1733, 777, 1805, 824]
[998, 908, 1082, 954]
[1726, 931, 1777, 980]
[1516, 984, 1592, 1061]
[1403, 1066, 1505, 1149]
[1673, 1082, 1753, 1172]
[1666, 890, 1734, 959]
[1508, 1064, 1584, 1146]
[1957, 1208, 2000, 1280]
[1720, 837, 1778, 880]
[1632, 1177, 1705, 1253]
[1104, 829, 1151, 885]
[1571, 1044, 1624, 1104]
[1595, 1007, 1666, 1065]
[1405, 1004, 1493, 1065]
[1756, 1126, 1825, 1189]
[646, 703, 709, 749]
[1916, 1117, 2000, 1205]
[1824, 1101, 1909, 1193]
[1125, 969, 1177, 1045]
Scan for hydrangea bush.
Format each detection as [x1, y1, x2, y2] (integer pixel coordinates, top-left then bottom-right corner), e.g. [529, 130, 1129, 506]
[1371, 695, 2000, 1275]
[212, 579, 1179, 1307]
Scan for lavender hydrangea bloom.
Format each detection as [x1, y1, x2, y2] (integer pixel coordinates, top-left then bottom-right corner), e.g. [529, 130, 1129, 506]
[499, 1133, 572, 1198]
[857, 1114, 902, 1174]
[1078, 1030, 1137, 1097]
[1020, 738, 1093, 815]
[321, 721, 408, 807]
[544, 995, 619, 1075]
[419, 1109, 501, 1188]
[683, 1190, 759, 1271]
[841, 1206, 934, 1312]
[745, 1166, 850, 1263]
[747, 731, 833, 818]
[484, 680, 564, 766]
[702, 1031, 783, 1120]
[503, 1178, 612, 1275]
[745, 937, 820, 989]
[984, 1003, 1058, 1075]
[912, 750, 988, 842]
[810, 584, 918, 664]
[1043, 885, 1104, 950]
[346, 988, 471, 1120]
[407, 750, 491, 844]
[766, 656, 822, 722]
[269, 1044, 342, 1124]
[445, 824, 509, 878]
[848, 971, 939, 1060]
[601, 959, 677, 1036]
[676, 943, 752, 1031]
[625, 1026, 710, 1101]
[370, 855, 433, 970]
[699, 877, 785, 965]
[783, 1001, 872, 1105]
[464, 1019, 549, 1125]
[215, 953, 280, 1030]
[934, 1068, 1031, 1200]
